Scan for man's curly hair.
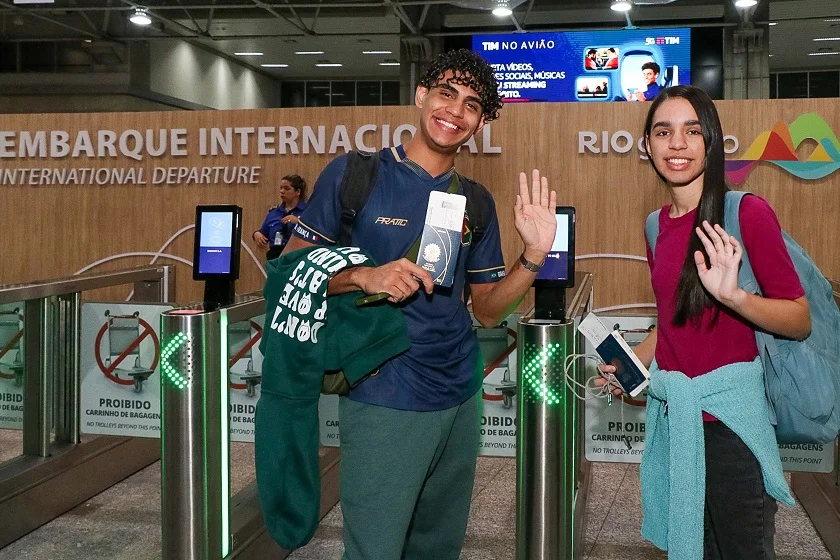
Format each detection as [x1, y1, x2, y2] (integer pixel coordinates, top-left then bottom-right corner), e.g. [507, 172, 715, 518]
[418, 48, 503, 122]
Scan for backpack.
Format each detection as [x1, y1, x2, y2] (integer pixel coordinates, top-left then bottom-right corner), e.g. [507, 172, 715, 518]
[336, 150, 493, 248]
[320, 150, 495, 395]
[645, 191, 840, 444]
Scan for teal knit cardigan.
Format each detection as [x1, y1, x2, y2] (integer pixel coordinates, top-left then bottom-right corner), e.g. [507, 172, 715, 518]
[640, 358, 794, 559]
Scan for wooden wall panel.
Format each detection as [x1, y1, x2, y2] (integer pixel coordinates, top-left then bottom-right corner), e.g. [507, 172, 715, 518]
[1, 98, 838, 311]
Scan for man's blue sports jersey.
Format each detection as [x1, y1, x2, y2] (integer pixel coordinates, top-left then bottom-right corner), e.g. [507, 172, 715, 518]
[293, 146, 506, 411]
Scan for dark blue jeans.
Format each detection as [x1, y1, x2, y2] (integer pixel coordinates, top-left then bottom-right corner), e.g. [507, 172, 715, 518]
[703, 421, 778, 560]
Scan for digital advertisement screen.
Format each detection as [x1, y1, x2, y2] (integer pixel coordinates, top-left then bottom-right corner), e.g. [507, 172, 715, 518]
[473, 28, 691, 103]
[197, 211, 234, 274]
[536, 214, 570, 282]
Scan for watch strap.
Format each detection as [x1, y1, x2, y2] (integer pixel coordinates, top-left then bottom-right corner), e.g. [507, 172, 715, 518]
[519, 253, 541, 272]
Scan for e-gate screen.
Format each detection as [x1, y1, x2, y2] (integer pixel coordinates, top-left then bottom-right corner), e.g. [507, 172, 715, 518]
[197, 211, 234, 274]
[473, 28, 691, 103]
[537, 214, 569, 282]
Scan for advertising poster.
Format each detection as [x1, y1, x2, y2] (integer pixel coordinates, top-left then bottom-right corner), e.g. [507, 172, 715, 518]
[80, 302, 171, 438]
[473, 28, 691, 103]
[228, 316, 264, 443]
[0, 302, 24, 430]
[584, 314, 835, 473]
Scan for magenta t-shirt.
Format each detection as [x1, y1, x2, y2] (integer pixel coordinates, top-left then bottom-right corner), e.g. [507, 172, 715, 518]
[646, 194, 804, 381]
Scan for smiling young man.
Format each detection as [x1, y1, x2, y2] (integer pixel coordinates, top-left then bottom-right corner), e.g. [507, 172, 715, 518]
[627, 61, 662, 102]
[282, 48, 556, 560]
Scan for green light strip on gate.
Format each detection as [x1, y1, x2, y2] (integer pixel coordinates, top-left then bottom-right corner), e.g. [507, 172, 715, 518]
[522, 343, 562, 405]
[219, 311, 230, 558]
[161, 333, 188, 389]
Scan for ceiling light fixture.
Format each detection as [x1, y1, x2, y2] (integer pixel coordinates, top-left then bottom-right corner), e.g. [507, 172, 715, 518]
[362, 50, 392, 55]
[808, 52, 839, 56]
[379, 62, 400, 66]
[768, 22, 777, 26]
[492, 1, 512, 17]
[734, 0, 757, 8]
[813, 37, 840, 42]
[315, 63, 343, 67]
[129, 8, 152, 25]
[295, 51, 324, 55]
[610, 0, 632, 13]
[261, 64, 289, 68]
[234, 52, 263, 56]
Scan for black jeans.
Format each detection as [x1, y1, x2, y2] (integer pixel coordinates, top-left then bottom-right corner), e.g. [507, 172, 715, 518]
[703, 421, 778, 560]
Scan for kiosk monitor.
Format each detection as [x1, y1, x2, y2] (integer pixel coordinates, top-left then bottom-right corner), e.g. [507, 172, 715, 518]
[193, 205, 242, 279]
[533, 207, 575, 321]
[193, 205, 242, 307]
[534, 207, 575, 288]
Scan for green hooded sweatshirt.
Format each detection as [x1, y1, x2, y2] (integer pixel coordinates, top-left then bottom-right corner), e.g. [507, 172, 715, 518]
[255, 245, 409, 550]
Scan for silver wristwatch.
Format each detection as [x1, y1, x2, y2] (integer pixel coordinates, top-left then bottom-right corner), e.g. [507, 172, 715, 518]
[519, 253, 541, 272]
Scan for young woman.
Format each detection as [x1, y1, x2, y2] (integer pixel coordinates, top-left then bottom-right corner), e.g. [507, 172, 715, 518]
[601, 85, 810, 559]
[253, 174, 308, 260]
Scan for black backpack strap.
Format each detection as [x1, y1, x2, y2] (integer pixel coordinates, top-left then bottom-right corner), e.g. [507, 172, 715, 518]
[459, 175, 492, 246]
[338, 150, 380, 247]
[458, 175, 493, 307]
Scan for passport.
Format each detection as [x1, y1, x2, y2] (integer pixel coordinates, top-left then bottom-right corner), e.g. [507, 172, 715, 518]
[594, 333, 650, 398]
[578, 313, 650, 397]
[416, 191, 466, 288]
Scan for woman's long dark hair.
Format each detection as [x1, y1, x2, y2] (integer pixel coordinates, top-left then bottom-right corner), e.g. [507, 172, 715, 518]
[643, 85, 729, 326]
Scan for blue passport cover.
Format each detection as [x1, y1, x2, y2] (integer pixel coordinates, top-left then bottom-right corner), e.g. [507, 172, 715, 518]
[416, 224, 461, 288]
[596, 334, 648, 395]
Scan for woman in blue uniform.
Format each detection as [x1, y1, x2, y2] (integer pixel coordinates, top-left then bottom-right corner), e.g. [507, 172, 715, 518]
[252, 174, 308, 260]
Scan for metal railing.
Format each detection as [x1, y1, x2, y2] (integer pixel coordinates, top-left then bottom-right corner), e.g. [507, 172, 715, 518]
[0, 265, 174, 457]
[0, 266, 174, 304]
[0, 265, 174, 548]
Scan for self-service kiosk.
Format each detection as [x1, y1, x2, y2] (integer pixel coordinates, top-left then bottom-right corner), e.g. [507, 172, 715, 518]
[534, 207, 576, 321]
[516, 207, 593, 560]
[160, 204, 246, 559]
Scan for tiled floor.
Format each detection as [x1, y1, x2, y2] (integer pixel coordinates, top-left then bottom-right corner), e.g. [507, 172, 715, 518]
[0, 430, 21, 464]
[288, 460, 834, 560]
[0, 453, 833, 560]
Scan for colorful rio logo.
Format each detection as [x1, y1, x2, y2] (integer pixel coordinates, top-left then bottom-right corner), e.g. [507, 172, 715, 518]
[725, 113, 840, 185]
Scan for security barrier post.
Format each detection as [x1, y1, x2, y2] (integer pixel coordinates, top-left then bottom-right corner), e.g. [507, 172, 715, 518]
[160, 307, 229, 560]
[22, 297, 54, 457]
[515, 274, 592, 560]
